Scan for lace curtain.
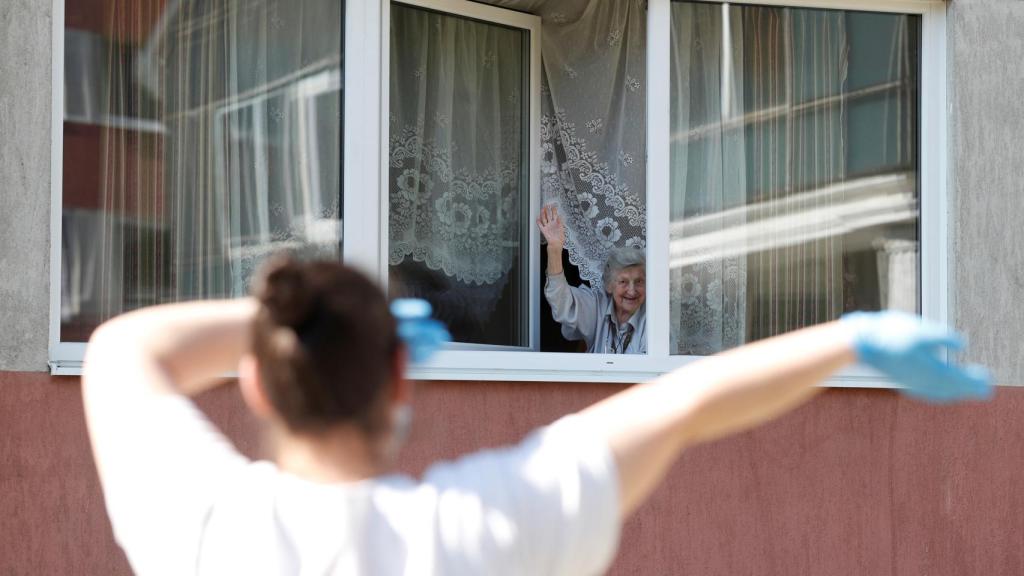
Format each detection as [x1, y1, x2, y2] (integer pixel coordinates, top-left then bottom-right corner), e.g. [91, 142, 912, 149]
[388, 4, 525, 287]
[387, 4, 529, 345]
[411, 0, 648, 288]
[526, 0, 648, 285]
[389, 0, 646, 344]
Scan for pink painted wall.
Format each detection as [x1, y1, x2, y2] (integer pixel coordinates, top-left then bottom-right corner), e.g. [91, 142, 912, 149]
[3, 371, 1024, 574]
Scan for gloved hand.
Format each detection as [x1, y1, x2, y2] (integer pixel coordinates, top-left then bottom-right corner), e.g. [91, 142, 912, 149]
[842, 310, 992, 403]
[390, 298, 451, 364]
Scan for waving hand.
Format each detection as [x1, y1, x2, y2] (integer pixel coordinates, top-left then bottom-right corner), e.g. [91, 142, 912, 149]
[537, 204, 565, 249]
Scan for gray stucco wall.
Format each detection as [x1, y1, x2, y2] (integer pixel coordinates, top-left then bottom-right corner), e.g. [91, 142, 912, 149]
[950, 0, 1024, 385]
[0, 1, 52, 371]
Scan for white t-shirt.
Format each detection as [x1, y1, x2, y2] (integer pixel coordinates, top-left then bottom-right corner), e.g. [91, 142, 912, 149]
[96, 395, 620, 575]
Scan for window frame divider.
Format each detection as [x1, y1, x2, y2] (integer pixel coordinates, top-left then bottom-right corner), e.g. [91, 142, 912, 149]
[920, 1, 951, 359]
[647, 0, 673, 359]
[344, 0, 386, 277]
[48, 0, 68, 367]
[681, 0, 942, 15]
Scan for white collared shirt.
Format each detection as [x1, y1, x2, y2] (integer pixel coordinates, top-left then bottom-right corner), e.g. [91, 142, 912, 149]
[544, 273, 647, 354]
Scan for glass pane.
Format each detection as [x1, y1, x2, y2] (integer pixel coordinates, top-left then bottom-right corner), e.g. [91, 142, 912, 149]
[61, 0, 343, 342]
[669, 2, 920, 356]
[388, 4, 529, 347]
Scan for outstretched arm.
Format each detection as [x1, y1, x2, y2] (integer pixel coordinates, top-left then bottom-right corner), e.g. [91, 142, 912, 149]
[578, 313, 992, 518]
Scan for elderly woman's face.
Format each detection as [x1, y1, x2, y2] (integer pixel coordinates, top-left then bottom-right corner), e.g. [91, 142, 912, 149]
[610, 265, 646, 319]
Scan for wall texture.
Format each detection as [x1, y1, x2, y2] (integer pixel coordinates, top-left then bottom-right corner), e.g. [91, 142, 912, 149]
[0, 0, 52, 372]
[950, 0, 1024, 385]
[3, 374, 1024, 575]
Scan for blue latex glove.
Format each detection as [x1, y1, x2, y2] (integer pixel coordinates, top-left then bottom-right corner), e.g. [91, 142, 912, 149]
[390, 298, 451, 364]
[842, 311, 993, 403]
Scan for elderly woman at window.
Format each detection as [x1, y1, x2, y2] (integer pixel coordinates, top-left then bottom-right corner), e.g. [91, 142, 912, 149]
[538, 205, 646, 354]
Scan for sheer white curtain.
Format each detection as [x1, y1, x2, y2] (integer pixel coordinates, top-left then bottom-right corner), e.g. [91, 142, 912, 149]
[394, 0, 648, 291]
[743, 7, 848, 341]
[61, 0, 342, 339]
[159, 0, 342, 299]
[388, 4, 525, 287]
[388, 0, 647, 345]
[669, 3, 748, 355]
[386, 4, 528, 345]
[488, 0, 648, 286]
[669, 3, 851, 355]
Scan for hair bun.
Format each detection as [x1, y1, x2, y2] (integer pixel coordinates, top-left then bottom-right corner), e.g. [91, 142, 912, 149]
[255, 253, 313, 327]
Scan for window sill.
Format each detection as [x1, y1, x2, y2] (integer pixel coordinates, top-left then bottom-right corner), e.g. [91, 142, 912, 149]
[50, 349, 900, 389]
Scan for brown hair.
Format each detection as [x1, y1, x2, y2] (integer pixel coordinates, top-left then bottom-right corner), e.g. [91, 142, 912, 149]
[251, 255, 399, 435]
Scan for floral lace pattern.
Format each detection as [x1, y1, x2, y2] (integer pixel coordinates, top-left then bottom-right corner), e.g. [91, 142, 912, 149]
[390, 0, 647, 293]
[389, 126, 521, 285]
[670, 256, 746, 355]
[542, 109, 646, 285]
[525, 0, 648, 287]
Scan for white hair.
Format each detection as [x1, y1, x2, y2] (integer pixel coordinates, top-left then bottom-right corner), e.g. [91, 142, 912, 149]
[602, 246, 646, 292]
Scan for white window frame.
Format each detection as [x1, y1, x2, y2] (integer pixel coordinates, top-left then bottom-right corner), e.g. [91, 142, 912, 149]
[49, 0, 949, 386]
[49, 0, 81, 373]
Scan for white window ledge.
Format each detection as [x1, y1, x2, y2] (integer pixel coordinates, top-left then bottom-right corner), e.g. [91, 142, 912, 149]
[50, 352, 901, 389]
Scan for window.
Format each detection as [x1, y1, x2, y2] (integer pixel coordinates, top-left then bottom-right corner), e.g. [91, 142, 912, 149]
[668, 2, 921, 356]
[52, 0, 947, 384]
[52, 0, 344, 364]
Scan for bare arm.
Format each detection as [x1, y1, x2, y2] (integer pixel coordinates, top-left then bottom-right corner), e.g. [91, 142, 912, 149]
[578, 309, 994, 519]
[82, 299, 258, 482]
[83, 299, 257, 395]
[77, 299, 267, 574]
[578, 320, 856, 518]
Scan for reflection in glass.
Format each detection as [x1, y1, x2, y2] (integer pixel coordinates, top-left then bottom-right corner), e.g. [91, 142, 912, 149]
[670, 2, 920, 355]
[388, 4, 530, 347]
[60, 0, 343, 342]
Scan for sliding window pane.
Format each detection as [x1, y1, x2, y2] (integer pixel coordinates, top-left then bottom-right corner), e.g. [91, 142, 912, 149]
[388, 4, 530, 347]
[61, 0, 343, 342]
[669, 2, 920, 355]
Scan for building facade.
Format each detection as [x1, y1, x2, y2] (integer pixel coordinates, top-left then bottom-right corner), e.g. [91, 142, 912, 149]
[3, 0, 1024, 573]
